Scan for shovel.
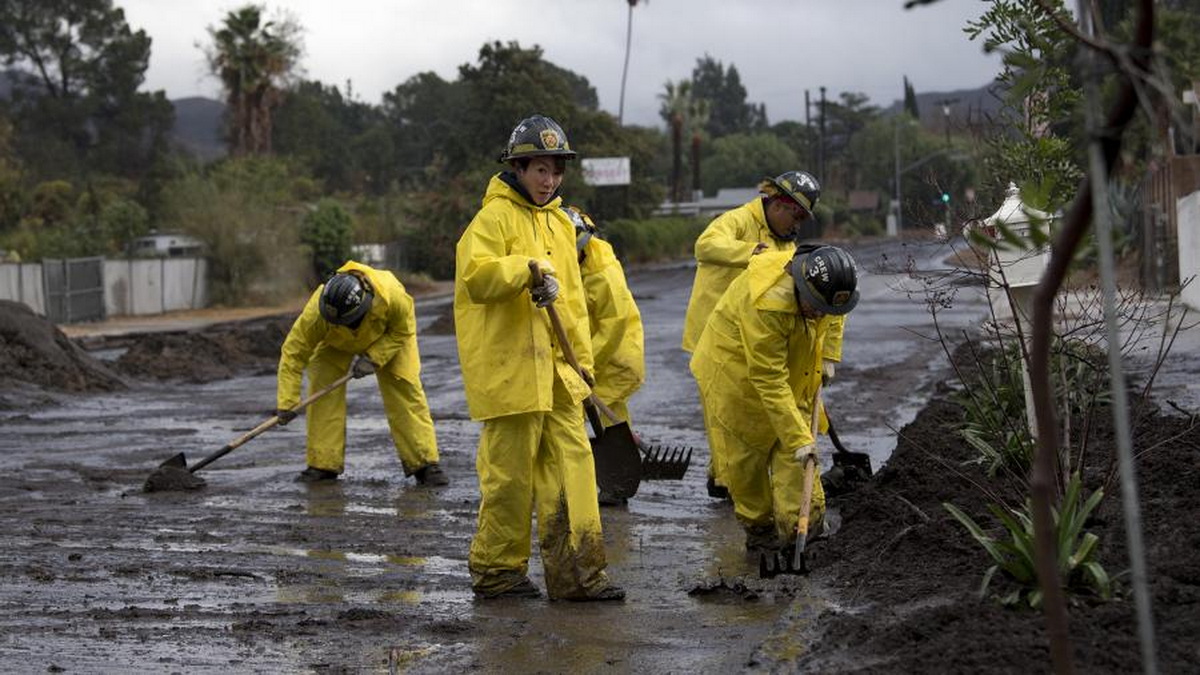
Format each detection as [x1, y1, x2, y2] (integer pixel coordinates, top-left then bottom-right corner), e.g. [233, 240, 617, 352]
[825, 403, 874, 479]
[760, 387, 824, 578]
[528, 262, 655, 500]
[143, 372, 354, 492]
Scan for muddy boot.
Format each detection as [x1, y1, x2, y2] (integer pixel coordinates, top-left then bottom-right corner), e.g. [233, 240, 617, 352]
[295, 466, 338, 483]
[473, 576, 542, 600]
[413, 463, 449, 487]
[744, 524, 780, 552]
[565, 584, 626, 603]
[706, 475, 730, 500]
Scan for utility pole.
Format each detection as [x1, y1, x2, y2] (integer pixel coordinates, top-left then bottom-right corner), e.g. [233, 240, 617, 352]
[892, 116, 902, 235]
[937, 97, 959, 147]
[805, 89, 812, 169]
[818, 86, 827, 181]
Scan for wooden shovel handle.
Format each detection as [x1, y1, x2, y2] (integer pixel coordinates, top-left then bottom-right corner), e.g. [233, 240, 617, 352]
[794, 385, 824, 554]
[528, 261, 611, 435]
[189, 371, 355, 473]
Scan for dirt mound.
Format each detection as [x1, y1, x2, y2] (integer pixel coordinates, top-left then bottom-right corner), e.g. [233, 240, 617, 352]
[0, 300, 125, 393]
[799, 394, 1199, 673]
[116, 314, 295, 383]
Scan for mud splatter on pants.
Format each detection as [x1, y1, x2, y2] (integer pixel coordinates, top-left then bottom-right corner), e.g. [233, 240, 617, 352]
[468, 375, 611, 599]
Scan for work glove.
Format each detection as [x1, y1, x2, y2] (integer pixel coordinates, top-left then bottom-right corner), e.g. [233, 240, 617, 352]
[579, 367, 595, 388]
[822, 359, 836, 386]
[530, 273, 560, 308]
[793, 443, 817, 462]
[275, 408, 297, 426]
[352, 356, 378, 379]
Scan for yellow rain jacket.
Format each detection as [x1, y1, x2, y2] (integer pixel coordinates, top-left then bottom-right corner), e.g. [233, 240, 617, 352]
[278, 260, 422, 406]
[580, 235, 644, 420]
[690, 250, 844, 451]
[681, 198, 796, 352]
[454, 174, 593, 419]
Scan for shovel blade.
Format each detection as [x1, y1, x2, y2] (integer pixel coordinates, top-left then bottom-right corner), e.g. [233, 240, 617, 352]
[159, 452, 187, 469]
[640, 445, 692, 481]
[832, 450, 874, 478]
[591, 422, 642, 501]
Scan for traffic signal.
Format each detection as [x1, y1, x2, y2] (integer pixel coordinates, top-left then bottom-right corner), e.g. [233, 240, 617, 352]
[941, 192, 951, 205]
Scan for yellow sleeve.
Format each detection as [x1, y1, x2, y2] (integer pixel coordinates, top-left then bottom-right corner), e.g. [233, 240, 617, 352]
[694, 212, 757, 268]
[822, 314, 846, 362]
[742, 307, 812, 451]
[365, 287, 414, 368]
[276, 290, 328, 409]
[458, 212, 539, 305]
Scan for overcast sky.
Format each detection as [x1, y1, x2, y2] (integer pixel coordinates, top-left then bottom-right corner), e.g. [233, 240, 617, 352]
[119, 0, 1002, 128]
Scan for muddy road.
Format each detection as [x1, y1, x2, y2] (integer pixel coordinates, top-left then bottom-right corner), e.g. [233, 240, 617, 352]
[0, 237, 985, 672]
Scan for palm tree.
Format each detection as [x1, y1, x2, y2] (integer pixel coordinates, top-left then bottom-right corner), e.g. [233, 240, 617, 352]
[617, 0, 646, 126]
[205, 5, 302, 156]
[688, 97, 710, 199]
[658, 79, 691, 203]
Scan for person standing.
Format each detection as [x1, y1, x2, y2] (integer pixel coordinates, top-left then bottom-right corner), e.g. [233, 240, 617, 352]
[681, 171, 822, 498]
[689, 245, 858, 553]
[454, 114, 624, 601]
[276, 261, 446, 486]
[566, 206, 646, 505]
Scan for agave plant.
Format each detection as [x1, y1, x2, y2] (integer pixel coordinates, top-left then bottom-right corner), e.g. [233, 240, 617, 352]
[943, 473, 1111, 607]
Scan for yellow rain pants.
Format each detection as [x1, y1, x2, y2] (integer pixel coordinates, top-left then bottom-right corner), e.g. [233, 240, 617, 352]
[303, 344, 438, 475]
[468, 374, 612, 599]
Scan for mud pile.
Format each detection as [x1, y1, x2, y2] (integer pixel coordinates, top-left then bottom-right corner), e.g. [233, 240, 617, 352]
[0, 300, 125, 393]
[799, 394, 1200, 672]
[116, 314, 295, 383]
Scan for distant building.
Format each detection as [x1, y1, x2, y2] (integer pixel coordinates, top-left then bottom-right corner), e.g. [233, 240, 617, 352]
[128, 233, 206, 258]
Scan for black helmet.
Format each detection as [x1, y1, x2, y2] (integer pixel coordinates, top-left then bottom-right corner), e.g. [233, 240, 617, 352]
[499, 114, 577, 163]
[319, 272, 373, 326]
[789, 245, 859, 316]
[563, 205, 596, 255]
[760, 170, 821, 216]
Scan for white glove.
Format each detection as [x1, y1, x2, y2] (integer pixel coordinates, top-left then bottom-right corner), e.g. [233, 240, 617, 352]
[530, 273, 559, 307]
[793, 443, 817, 462]
[822, 359, 836, 385]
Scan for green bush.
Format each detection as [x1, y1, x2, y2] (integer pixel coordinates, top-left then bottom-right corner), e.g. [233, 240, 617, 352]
[301, 199, 354, 284]
[943, 473, 1111, 608]
[601, 215, 707, 263]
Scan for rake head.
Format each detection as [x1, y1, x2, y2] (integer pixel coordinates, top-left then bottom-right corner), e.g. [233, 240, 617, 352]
[758, 543, 809, 578]
[640, 445, 692, 480]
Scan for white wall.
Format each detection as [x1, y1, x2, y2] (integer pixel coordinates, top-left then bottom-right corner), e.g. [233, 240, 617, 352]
[1179, 191, 1200, 311]
[0, 263, 46, 315]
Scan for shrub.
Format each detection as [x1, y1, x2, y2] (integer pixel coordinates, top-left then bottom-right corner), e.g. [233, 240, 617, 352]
[300, 199, 354, 284]
[943, 473, 1111, 608]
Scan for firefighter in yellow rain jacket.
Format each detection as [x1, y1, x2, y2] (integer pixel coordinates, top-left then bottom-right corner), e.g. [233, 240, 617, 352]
[567, 206, 646, 505]
[682, 171, 822, 499]
[454, 115, 624, 602]
[690, 245, 858, 553]
[276, 260, 444, 486]
[567, 207, 645, 428]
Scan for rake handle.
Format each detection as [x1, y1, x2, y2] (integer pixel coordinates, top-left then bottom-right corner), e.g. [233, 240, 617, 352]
[188, 371, 355, 473]
[528, 261, 608, 437]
